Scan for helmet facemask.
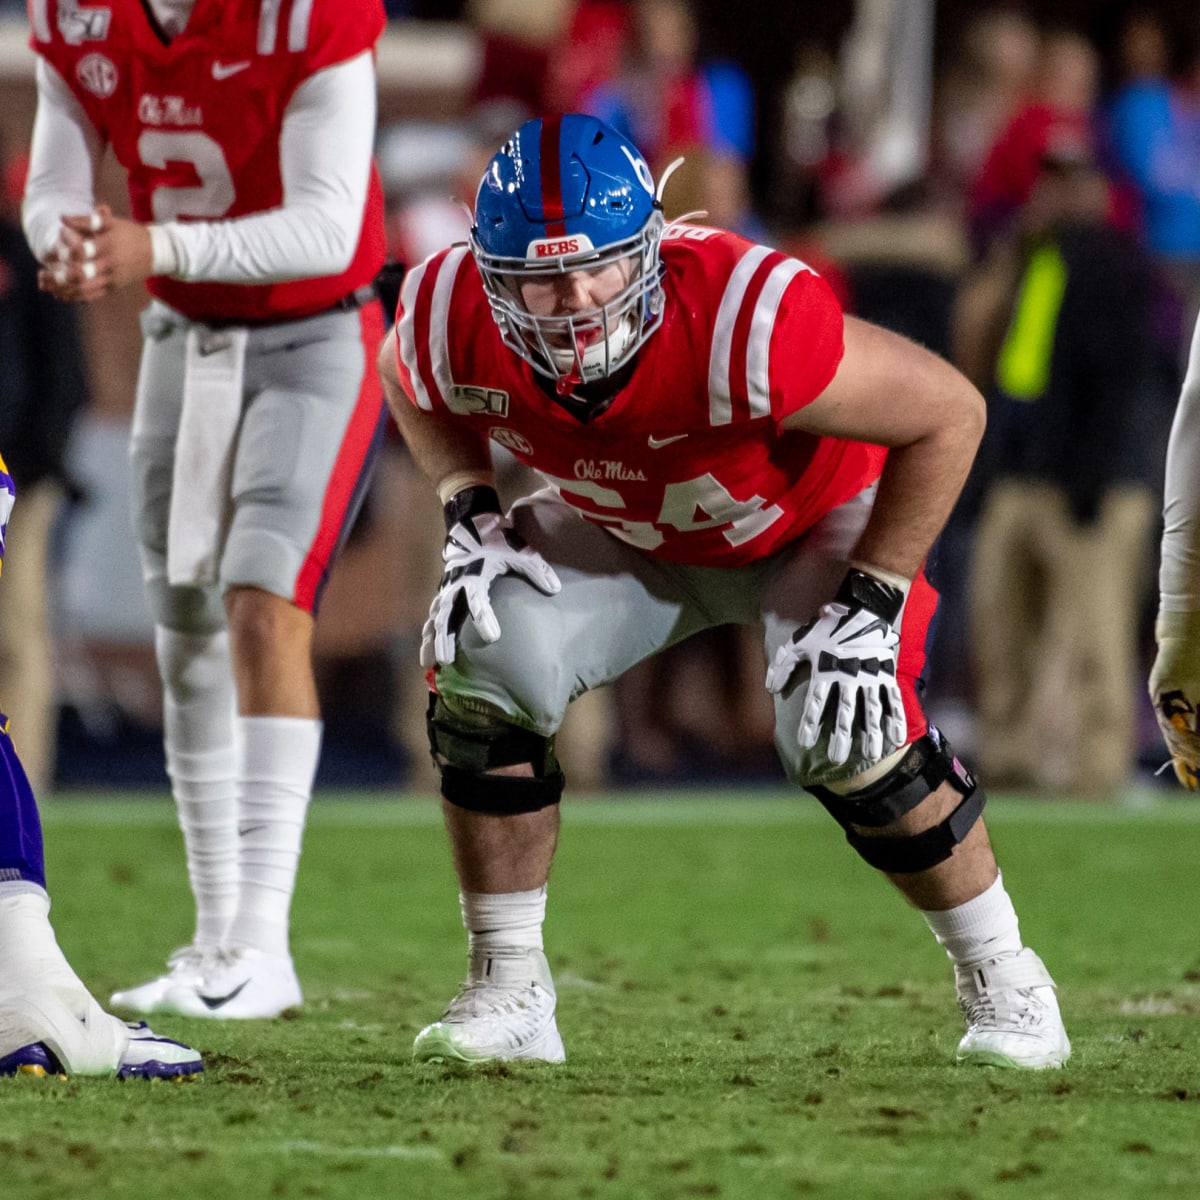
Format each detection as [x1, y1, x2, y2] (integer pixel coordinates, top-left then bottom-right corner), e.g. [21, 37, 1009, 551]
[472, 211, 666, 393]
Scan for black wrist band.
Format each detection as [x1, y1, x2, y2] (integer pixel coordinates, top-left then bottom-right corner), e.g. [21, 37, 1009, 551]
[443, 485, 502, 531]
[835, 567, 905, 625]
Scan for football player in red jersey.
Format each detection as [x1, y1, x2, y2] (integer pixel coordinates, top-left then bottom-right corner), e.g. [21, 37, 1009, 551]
[379, 113, 1071, 1069]
[22, 0, 389, 1019]
[0, 455, 202, 1079]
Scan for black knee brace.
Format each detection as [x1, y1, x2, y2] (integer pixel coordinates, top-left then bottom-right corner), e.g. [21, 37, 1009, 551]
[426, 693, 565, 815]
[806, 727, 985, 873]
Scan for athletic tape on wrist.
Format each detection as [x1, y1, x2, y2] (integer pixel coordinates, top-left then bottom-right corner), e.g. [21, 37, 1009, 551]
[836, 566, 905, 625]
[443, 485, 502, 531]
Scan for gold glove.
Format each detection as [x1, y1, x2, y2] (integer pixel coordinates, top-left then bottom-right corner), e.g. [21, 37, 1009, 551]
[1149, 610, 1200, 791]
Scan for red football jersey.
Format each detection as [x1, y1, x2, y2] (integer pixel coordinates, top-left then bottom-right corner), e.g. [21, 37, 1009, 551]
[395, 223, 887, 568]
[28, 0, 386, 323]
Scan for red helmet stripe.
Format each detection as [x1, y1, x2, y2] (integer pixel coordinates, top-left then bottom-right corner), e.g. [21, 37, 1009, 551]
[538, 115, 567, 237]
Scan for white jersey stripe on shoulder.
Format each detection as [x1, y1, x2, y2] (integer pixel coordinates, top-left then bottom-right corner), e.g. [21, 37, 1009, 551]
[288, 0, 315, 52]
[428, 246, 469, 408]
[707, 244, 772, 426]
[746, 258, 808, 418]
[258, 0, 283, 54]
[30, 0, 51, 42]
[397, 259, 434, 411]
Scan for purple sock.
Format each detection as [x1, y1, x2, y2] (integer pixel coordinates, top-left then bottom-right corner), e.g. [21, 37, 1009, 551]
[0, 719, 46, 891]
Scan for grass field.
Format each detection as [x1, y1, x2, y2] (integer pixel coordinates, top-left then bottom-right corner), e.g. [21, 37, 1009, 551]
[5, 790, 1200, 1200]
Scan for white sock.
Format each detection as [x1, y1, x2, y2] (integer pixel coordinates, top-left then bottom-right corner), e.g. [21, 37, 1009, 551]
[225, 715, 321, 957]
[156, 627, 239, 949]
[921, 873, 1023, 967]
[461, 887, 547, 961]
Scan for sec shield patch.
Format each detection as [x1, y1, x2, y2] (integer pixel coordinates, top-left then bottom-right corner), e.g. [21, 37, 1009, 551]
[76, 53, 118, 97]
[491, 428, 532, 454]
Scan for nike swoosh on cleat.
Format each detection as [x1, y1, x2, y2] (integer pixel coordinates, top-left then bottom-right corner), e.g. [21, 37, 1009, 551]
[197, 980, 250, 1010]
[212, 60, 251, 79]
[647, 433, 689, 448]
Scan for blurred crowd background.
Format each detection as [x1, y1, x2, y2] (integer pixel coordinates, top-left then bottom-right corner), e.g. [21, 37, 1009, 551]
[0, 0, 1195, 799]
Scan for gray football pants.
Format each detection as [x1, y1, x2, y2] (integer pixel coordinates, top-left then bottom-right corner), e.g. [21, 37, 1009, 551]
[434, 483, 920, 787]
[130, 299, 385, 633]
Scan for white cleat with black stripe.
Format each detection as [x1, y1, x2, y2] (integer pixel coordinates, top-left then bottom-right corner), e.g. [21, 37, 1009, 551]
[163, 947, 302, 1019]
[110, 944, 221, 1015]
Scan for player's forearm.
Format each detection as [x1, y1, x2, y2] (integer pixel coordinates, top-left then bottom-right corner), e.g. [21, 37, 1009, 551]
[394, 404, 495, 505]
[151, 202, 362, 282]
[787, 316, 985, 581]
[851, 411, 983, 583]
[21, 60, 102, 262]
[1159, 323, 1200, 614]
[381, 348, 494, 501]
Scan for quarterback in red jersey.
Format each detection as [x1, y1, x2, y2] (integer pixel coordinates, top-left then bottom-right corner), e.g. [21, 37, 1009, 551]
[23, 0, 388, 1019]
[382, 113, 1070, 1070]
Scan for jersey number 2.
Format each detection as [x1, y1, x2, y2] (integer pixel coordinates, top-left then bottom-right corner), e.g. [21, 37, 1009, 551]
[138, 131, 236, 221]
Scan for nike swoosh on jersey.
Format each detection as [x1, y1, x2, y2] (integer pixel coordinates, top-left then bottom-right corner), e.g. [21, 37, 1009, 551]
[212, 60, 251, 80]
[647, 433, 689, 448]
[198, 980, 250, 1010]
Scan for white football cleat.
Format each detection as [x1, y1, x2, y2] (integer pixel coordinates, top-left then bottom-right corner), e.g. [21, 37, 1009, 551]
[413, 947, 565, 1064]
[955, 947, 1071, 1069]
[109, 944, 220, 1014]
[0, 990, 202, 1080]
[113, 1021, 204, 1079]
[162, 946, 301, 1019]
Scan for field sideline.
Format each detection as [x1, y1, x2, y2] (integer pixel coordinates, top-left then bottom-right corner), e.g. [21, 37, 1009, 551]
[37, 786, 1200, 826]
[7, 790, 1200, 1200]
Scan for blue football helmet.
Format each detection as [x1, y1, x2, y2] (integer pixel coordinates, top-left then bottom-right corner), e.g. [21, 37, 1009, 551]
[471, 113, 667, 390]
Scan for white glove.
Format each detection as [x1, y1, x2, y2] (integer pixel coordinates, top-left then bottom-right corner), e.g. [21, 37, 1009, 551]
[420, 488, 561, 669]
[1149, 610, 1200, 791]
[766, 567, 907, 765]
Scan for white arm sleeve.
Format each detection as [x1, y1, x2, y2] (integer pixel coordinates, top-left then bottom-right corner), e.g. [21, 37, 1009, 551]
[1159, 314, 1200, 612]
[21, 59, 104, 263]
[157, 49, 377, 283]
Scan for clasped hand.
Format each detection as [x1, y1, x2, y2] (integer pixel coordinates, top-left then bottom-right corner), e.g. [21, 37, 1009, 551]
[38, 205, 155, 302]
[420, 511, 561, 669]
